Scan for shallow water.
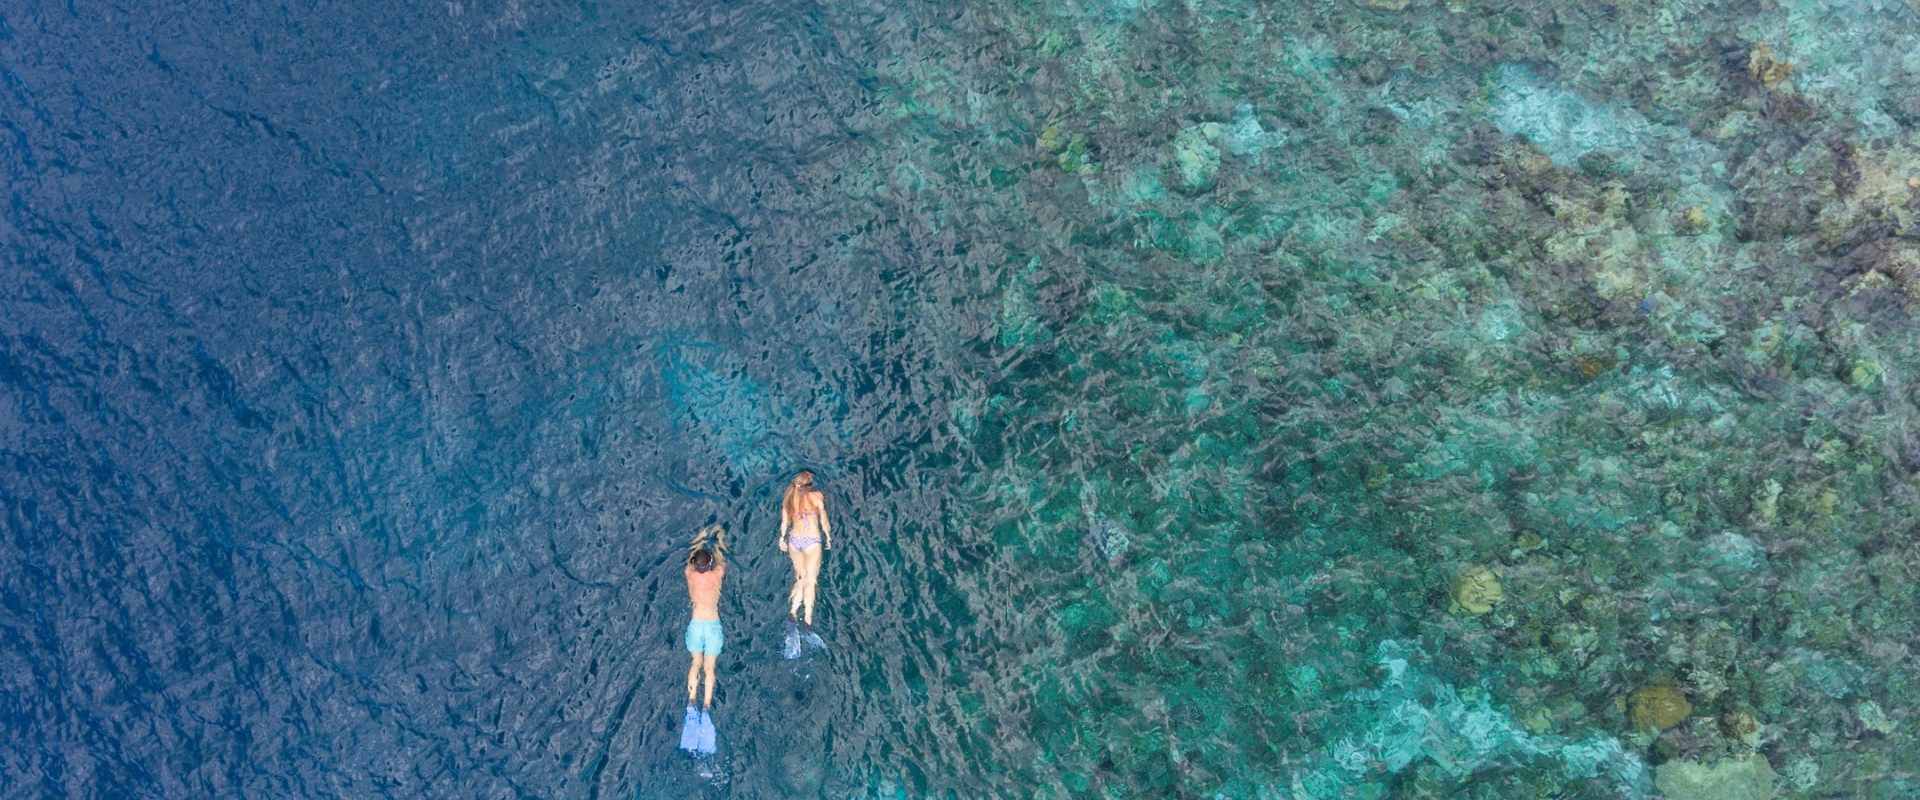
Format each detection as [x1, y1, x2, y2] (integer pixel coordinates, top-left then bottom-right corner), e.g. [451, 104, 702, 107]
[5, 0, 1920, 798]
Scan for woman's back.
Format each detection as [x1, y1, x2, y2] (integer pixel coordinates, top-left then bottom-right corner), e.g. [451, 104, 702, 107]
[787, 490, 824, 535]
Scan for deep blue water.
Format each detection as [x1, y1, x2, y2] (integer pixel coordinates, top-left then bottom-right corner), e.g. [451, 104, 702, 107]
[3, 2, 992, 796]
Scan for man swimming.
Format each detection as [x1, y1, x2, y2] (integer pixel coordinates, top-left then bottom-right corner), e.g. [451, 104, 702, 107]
[680, 525, 726, 754]
[684, 524, 727, 708]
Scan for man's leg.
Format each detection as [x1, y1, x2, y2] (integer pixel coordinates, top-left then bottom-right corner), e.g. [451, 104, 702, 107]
[686, 652, 701, 706]
[701, 652, 717, 708]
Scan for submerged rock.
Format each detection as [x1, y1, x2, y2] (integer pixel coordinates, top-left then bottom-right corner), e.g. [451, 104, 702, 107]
[1088, 514, 1130, 564]
[1629, 685, 1692, 732]
[1855, 699, 1895, 735]
[1289, 640, 1651, 797]
[1749, 479, 1782, 528]
[1654, 753, 1777, 800]
[997, 257, 1047, 348]
[1223, 103, 1284, 161]
[1037, 123, 1095, 174]
[660, 343, 786, 479]
[1704, 532, 1765, 575]
[1719, 710, 1761, 748]
[1449, 565, 1503, 615]
[1487, 63, 1654, 168]
[1747, 42, 1794, 89]
[1782, 758, 1819, 794]
[1168, 124, 1222, 195]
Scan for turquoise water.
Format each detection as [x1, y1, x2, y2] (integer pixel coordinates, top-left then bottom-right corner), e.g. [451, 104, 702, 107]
[5, 0, 1920, 797]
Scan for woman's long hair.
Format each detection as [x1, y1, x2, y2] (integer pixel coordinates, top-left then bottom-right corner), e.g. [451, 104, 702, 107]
[782, 471, 815, 528]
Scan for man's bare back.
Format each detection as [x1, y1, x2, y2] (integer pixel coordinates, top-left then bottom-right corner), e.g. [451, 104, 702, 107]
[685, 563, 724, 620]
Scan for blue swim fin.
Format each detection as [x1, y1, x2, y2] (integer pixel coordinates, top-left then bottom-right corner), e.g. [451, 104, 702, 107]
[802, 626, 827, 653]
[679, 705, 701, 753]
[695, 709, 717, 754]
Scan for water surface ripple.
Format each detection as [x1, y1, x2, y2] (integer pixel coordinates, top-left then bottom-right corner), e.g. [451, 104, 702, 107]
[4, 1, 997, 796]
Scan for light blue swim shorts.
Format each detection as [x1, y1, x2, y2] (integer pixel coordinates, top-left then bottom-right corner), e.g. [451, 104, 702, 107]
[685, 619, 724, 656]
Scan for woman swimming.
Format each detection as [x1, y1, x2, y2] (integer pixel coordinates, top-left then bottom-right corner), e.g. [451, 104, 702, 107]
[778, 471, 831, 626]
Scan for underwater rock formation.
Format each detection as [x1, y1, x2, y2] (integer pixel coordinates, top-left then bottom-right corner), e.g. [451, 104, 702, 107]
[1747, 43, 1794, 90]
[1719, 710, 1761, 749]
[1653, 753, 1777, 800]
[1487, 63, 1704, 172]
[659, 342, 784, 479]
[1855, 700, 1895, 736]
[1087, 514, 1130, 565]
[1167, 123, 1222, 195]
[1290, 641, 1651, 798]
[1449, 565, 1503, 615]
[1629, 685, 1693, 732]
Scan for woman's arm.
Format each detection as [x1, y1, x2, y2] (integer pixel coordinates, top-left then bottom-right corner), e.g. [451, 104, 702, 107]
[778, 505, 790, 551]
[817, 493, 832, 549]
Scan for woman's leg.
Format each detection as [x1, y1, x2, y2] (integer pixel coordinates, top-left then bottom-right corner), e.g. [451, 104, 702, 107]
[787, 546, 807, 618]
[800, 546, 824, 625]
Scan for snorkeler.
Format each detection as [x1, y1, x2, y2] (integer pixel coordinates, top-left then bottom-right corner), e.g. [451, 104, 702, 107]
[778, 471, 831, 627]
[680, 525, 727, 754]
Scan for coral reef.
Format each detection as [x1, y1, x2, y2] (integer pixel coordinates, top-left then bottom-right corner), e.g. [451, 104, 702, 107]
[845, 0, 1920, 793]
